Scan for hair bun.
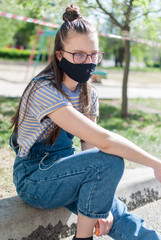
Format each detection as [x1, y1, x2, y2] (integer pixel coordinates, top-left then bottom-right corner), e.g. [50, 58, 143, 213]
[63, 5, 82, 22]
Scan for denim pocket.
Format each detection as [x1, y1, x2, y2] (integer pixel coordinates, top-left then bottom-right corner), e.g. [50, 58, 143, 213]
[18, 191, 43, 209]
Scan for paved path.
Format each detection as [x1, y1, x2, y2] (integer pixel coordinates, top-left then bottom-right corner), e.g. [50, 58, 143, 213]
[95, 82, 161, 99]
[1, 60, 161, 99]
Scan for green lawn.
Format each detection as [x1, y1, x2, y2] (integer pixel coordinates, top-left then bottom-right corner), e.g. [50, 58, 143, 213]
[1, 97, 161, 198]
[98, 99, 161, 160]
[0, 97, 19, 146]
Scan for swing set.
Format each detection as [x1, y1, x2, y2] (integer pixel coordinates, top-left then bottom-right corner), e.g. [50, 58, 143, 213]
[25, 23, 58, 81]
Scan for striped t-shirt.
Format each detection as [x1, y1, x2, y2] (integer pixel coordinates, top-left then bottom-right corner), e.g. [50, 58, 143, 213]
[17, 72, 99, 156]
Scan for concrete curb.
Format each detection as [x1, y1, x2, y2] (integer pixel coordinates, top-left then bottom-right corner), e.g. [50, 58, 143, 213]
[0, 196, 77, 240]
[0, 167, 161, 240]
[116, 167, 161, 210]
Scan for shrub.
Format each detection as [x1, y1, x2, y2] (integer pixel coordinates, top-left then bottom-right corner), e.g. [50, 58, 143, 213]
[145, 59, 160, 68]
[0, 48, 48, 61]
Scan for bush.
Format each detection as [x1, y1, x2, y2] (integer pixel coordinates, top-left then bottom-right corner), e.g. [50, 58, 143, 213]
[145, 59, 160, 68]
[0, 48, 49, 61]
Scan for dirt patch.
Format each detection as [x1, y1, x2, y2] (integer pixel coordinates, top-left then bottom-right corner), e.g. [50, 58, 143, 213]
[0, 146, 16, 199]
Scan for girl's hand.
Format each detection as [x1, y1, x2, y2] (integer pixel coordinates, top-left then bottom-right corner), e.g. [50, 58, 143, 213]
[154, 168, 161, 182]
[94, 211, 114, 236]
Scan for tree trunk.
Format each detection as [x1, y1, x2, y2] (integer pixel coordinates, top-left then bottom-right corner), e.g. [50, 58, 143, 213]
[121, 39, 130, 118]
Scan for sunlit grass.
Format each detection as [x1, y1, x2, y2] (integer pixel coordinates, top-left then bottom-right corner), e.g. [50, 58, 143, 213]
[98, 99, 161, 159]
[0, 97, 19, 147]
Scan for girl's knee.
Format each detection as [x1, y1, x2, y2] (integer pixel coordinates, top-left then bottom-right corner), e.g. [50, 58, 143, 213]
[99, 151, 125, 177]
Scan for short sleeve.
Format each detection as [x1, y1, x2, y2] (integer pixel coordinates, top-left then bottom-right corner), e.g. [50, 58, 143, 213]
[28, 80, 71, 123]
[89, 86, 99, 117]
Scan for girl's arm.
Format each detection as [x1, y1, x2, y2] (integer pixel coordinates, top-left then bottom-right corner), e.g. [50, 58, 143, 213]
[81, 116, 97, 151]
[48, 105, 161, 181]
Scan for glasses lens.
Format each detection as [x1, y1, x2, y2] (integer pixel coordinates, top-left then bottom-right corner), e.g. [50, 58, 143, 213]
[73, 52, 104, 64]
[74, 52, 86, 63]
[92, 52, 104, 64]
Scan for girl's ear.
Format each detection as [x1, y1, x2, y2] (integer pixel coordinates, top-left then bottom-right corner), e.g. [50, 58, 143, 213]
[56, 51, 62, 61]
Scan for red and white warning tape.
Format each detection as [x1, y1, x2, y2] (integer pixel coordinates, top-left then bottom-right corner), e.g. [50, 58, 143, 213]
[99, 33, 161, 48]
[0, 11, 59, 28]
[0, 11, 161, 48]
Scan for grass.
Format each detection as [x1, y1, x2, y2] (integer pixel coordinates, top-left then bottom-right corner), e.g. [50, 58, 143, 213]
[129, 98, 161, 111]
[1, 97, 161, 198]
[100, 66, 161, 73]
[99, 99, 161, 156]
[0, 97, 19, 146]
[0, 97, 19, 198]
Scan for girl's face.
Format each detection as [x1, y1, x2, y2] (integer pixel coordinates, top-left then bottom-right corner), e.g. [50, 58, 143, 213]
[56, 31, 99, 64]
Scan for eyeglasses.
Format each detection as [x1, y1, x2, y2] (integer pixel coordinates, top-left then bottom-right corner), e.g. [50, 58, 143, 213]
[61, 50, 104, 64]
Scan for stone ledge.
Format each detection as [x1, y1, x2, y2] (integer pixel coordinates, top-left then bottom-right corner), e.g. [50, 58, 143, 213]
[0, 196, 77, 240]
[0, 168, 161, 240]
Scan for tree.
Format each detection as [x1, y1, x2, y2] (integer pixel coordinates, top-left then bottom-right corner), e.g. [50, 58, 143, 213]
[131, 15, 161, 68]
[12, 0, 161, 117]
[80, 0, 161, 118]
[0, 0, 39, 48]
[0, 0, 23, 47]
[13, 16, 38, 49]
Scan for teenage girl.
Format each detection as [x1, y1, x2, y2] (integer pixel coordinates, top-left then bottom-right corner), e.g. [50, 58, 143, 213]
[10, 5, 161, 240]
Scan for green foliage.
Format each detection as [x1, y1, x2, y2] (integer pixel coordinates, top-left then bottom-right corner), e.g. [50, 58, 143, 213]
[13, 23, 37, 48]
[0, 48, 49, 61]
[0, 0, 42, 48]
[145, 60, 161, 68]
[0, 48, 35, 60]
[133, 0, 149, 7]
[16, 0, 89, 24]
[0, 18, 17, 48]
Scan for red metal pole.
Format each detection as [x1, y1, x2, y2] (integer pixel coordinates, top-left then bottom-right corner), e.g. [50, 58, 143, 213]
[25, 24, 43, 81]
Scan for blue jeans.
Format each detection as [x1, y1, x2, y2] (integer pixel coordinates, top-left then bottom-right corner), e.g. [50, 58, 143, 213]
[10, 130, 161, 240]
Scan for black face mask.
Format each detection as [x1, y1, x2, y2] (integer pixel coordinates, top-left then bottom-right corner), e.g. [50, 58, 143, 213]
[59, 57, 97, 83]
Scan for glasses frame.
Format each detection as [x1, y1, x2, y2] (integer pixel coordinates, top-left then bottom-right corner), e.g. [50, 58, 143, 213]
[61, 49, 104, 64]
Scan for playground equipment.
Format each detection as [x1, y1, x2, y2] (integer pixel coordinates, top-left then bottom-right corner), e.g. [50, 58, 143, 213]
[25, 22, 58, 81]
[91, 70, 108, 83]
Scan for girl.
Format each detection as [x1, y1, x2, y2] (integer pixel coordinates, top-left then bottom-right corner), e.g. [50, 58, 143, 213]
[10, 5, 161, 240]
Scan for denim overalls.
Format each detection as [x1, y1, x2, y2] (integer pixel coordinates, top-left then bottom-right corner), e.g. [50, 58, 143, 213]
[10, 130, 161, 240]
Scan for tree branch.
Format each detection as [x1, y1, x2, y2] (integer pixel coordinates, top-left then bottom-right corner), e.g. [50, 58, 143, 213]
[95, 0, 123, 29]
[130, 8, 161, 22]
[124, 0, 134, 28]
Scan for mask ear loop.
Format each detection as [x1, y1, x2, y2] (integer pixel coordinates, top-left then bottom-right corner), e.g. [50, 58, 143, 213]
[39, 152, 49, 170]
[39, 152, 62, 171]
